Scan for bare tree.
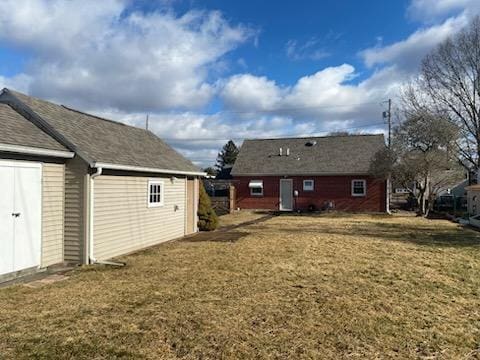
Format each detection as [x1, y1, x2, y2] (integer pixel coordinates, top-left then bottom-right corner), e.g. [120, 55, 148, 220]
[370, 109, 460, 216]
[420, 15, 480, 175]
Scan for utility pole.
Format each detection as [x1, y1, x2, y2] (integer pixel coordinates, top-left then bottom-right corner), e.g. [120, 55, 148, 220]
[382, 99, 393, 214]
[387, 98, 392, 148]
[382, 99, 392, 148]
[145, 114, 149, 131]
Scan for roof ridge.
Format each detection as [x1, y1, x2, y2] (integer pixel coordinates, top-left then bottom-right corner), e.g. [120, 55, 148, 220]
[243, 133, 384, 141]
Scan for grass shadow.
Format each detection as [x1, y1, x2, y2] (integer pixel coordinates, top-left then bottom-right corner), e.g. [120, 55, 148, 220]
[183, 231, 249, 243]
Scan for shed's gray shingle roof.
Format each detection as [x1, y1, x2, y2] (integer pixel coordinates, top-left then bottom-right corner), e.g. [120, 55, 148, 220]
[4, 89, 201, 173]
[231, 134, 386, 176]
[0, 103, 68, 152]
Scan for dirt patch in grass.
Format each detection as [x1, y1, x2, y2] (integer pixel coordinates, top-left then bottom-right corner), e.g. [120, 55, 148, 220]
[0, 212, 479, 359]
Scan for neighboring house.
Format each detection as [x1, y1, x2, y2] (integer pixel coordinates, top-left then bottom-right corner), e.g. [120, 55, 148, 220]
[435, 178, 468, 212]
[466, 184, 480, 216]
[436, 179, 468, 198]
[231, 134, 387, 212]
[0, 88, 204, 282]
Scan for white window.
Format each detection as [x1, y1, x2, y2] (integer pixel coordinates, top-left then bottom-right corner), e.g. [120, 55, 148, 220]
[148, 180, 164, 207]
[303, 179, 314, 191]
[351, 179, 366, 197]
[249, 180, 263, 196]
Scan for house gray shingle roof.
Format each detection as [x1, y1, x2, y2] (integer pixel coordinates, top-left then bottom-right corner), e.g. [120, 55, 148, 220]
[231, 134, 386, 176]
[0, 103, 68, 152]
[2, 89, 201, 174]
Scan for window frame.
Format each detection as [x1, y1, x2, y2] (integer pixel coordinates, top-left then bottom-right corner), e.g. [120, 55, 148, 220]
[303, 179, 314, 191]
[249, 180, 264, 196]
[250, 186, 264, 196]
[351, 179, 366, 197]
[147, 179, 165, 207]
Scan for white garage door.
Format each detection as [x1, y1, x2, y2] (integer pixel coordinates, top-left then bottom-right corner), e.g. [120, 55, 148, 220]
[0, 161, 42, 276]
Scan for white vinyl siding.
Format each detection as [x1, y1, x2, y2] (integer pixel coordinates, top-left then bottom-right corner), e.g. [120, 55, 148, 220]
[41, 163, 65, 267]
[93, 175, 186, 261]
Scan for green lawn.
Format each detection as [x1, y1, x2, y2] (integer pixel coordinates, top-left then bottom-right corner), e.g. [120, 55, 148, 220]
[0, 212, 479, 359]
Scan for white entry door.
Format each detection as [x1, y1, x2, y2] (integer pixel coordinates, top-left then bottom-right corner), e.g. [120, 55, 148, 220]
[0, 161, 42, 276]
[279, 179, 293, 211]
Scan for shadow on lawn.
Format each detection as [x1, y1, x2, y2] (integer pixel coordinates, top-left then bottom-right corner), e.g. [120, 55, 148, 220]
[184, 231, 249, 243]
[182, 213, 276, 243]
[277, 221, 480, 248]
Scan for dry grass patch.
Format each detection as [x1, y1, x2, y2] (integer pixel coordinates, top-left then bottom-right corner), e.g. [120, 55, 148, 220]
[0, 212, 479, 359]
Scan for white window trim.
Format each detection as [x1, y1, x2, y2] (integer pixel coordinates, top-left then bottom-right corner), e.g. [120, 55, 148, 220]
[303, 179, 314, 191]
[250, 180, 264, 196]
[351, 179, 367, 197]
[148, 180, 165, 207]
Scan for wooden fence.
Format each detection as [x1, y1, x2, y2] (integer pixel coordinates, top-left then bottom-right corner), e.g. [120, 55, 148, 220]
[209, 185, 236, 215]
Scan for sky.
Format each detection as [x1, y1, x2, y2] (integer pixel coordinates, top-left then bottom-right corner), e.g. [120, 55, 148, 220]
[1, 0, 479, 168]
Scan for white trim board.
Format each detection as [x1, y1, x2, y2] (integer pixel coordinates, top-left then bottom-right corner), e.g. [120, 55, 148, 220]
[93, 162, 206, 177]
[0, 143, 74, 158]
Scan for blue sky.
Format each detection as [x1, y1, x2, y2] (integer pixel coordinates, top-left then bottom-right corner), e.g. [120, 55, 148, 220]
[0, 0, 478, 166]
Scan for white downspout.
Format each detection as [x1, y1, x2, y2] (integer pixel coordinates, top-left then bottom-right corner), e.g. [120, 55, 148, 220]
[386, 176, 391, 214]
[89, 167, 102, 264]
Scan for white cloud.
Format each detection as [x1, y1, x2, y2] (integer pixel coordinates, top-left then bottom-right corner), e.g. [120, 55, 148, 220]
[285, 39, 330, 61]
[220, 64, 388, 123]
[284, 64, 361, 111]
[360, 15, 467, 71]
[407, 0, 480, 22]
[0, 0, 252, 112]
[0, 74, 32, 93]
[221, 74, 284, 111]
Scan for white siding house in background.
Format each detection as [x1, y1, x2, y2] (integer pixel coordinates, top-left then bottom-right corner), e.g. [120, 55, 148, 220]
[0, 88, 204, 282]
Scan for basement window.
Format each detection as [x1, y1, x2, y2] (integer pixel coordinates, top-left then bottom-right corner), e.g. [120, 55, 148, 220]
[351, 179, 366, 197]
[303, 180, 314, 191]
[249, 180, 264, 196]
[148, 180, 164, 207]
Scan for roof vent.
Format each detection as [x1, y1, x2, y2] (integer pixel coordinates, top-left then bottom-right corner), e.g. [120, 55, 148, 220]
[305, 140, 317, 147]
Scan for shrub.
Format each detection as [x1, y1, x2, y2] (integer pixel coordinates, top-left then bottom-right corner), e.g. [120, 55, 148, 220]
[198, 182, 218, 231]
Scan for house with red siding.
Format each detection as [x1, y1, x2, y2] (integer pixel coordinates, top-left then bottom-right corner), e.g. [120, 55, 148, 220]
[231, 134, 387, 212]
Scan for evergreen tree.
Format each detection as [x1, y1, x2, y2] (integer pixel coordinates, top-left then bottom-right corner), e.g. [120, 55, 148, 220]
[215, 140, 239, 171]
[197, 183, 218, 231]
